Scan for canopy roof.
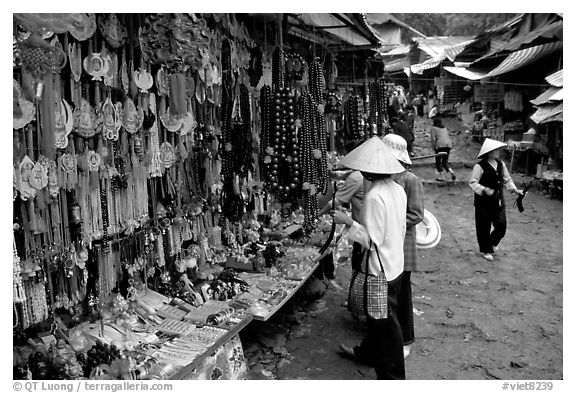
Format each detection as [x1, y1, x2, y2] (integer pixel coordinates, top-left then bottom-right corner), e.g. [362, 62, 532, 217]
[444, 41, 562, 80]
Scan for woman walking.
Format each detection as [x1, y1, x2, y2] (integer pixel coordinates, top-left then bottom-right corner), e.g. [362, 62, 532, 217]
[430, 116, 456, 181]
[469, 138, 524, 261]
[331, 137, 407, 379]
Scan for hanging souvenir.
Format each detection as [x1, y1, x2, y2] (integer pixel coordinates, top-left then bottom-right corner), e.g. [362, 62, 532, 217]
[54, 95, 74, 134]
[18, 157, 37, 201]
[69, 14, 97, 41]
[160, 142, 177, 168]
[98, 97, 122, 141]
[103, 51, 118, 87]
[29, 162, 48, 190]
[47, 160, 59, 198]
[179, 107, 197, 136]
[68, 43, 82, 82]
[83, 52, 109, 81]
[156, 66, 171, 96]
[60, 153, 77, 174]
[72, 98, 99, 138]
[18, 33, 67, 98]
[134, 67, 153, 93]
[122, 98, 144, 134]
[120, 50, 130, 93]
[98, 13, 127, 48]
[13, 79, 36, 130]
[185, 75, 195, 98]
[195, 74, 206, 104]
[257, 55, 272, 90]
[159, 105, 184, 133]
[86, 150, 101, 172]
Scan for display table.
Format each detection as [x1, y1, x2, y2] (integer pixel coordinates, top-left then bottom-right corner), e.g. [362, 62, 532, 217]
[169, 315, 253, 380]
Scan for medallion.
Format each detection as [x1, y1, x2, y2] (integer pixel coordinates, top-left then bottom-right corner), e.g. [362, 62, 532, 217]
[122, 98, 144, 134]
[83, 53, 109, 81]
[98, 97, 122, 141]
[98, 14, 127, 48]
[134, 67, 154, 93]
[73, 98, 100, 138]
[68, 42, 82, 82]
[69, 14, 97, 41]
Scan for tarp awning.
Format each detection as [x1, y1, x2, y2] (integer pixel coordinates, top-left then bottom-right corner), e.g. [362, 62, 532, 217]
[296, 13, 383, 47]
[545, 69, 563, 87]
[444, 41, 562, 81]
[474, 20, 563, 62]
[486, 41, 561, 77]
[384, 58, 410, 73]
[443, 66, 487, 80]
[410, 57, 442, 74]
[530, 87, 563, 106]
[541, 112, 563, 124]
[531, 102, 563, 124]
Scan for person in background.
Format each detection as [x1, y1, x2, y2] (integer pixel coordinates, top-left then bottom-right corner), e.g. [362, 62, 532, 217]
[382, 134, 424, 359]
[389, 93, 401, 120]
[317, 140, 365, 288]
[414, 94, 425, 117]
[469, 139, 524, 261]
[404, 108, 415, 156]
[430, 116, 456, 181]
[397, 87, 408, 109]
[392, 114, 414, 154]
[332, 137, 407, 380]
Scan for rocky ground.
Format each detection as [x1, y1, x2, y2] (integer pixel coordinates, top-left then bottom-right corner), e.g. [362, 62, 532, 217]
[240, 116, 563, 380]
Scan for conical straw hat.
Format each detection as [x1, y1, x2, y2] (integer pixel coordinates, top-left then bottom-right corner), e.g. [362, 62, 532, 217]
[339, 136, 405, 174]
[478, 138, 507, 158]
[382, 133, 412, 165]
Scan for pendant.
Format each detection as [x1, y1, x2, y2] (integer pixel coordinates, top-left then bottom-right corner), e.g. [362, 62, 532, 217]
[98, 13, 127, 48]
[98, 96, 122, 141]
[69, 14, 97, 41]
[134, 67, 154, 93]
[120, 52, 129, 93]
[86, 150, 101, 172]
[160, 142, 177, 168]
[54, 93, 74, 149]
[122, 98, 144, 134]
[159, 106, 184, 132]
[13, 79, 36, 130]
[29, 162, 48, 190]
[103, 51, 117, 87]
[156, 66, 171, 96]
[68, 42, 82, 82]
[72, 98, 100, 138]
[59, 153, 77, 174]
[83, 53, 109, 82]
[47, 160, 59, 198]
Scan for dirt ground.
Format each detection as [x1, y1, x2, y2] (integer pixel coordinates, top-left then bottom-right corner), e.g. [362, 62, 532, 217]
[241, 116, 563, 380]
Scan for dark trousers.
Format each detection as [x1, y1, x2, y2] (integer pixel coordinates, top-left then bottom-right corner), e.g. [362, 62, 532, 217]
[435, 147, 452, 172]
[475, 205, 507, 254]
[397, 271, 414, 345]
[354, 274, 405, 380]
[314, 252, 335, 280]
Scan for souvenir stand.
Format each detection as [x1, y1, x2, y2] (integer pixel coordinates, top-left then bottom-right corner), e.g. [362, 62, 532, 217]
[12, 13, 352, 381]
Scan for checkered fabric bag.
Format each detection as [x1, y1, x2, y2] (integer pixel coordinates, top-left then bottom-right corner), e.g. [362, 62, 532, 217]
[348, 241, 388, 319]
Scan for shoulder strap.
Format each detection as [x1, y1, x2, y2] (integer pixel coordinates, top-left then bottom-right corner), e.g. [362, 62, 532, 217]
[372, 243, 387, 279]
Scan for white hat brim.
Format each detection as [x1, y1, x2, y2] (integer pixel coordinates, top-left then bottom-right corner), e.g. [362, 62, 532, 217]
[478, 138, 507, 158]
[339, 137, 405, 174]
[416, 209, 441, 249]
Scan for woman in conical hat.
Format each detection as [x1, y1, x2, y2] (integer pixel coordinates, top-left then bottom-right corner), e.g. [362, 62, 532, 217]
[469, 138, 523, 261]
[331, 137, 407, 379]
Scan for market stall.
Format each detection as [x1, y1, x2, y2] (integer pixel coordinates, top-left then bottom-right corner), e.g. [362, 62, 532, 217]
[12, 13, 357, 381]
